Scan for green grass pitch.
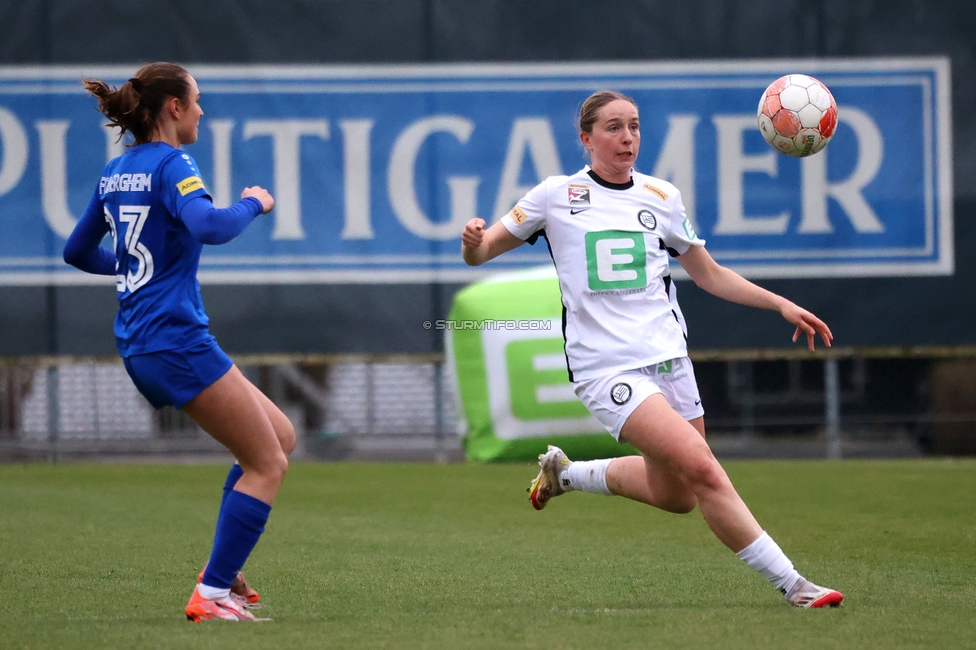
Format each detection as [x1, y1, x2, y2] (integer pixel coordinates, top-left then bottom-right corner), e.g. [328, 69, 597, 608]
[1, 459, 975, 649]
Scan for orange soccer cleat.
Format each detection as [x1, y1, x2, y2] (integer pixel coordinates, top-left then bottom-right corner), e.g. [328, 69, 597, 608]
[185, 585, 265, 622]
[197, 568, 260, 606]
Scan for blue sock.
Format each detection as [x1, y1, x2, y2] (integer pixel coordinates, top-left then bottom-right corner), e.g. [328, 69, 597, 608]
[201, 490, 271, 589]
[221, 464, 244, 510]
[200, 464, 244, 579]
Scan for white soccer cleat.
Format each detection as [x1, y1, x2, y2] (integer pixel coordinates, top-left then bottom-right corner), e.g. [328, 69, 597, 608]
[786, 578, 844, 608]
[528, 445, 572, 510]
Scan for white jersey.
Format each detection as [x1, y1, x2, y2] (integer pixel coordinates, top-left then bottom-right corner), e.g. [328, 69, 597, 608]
[501, 167, 705, 381]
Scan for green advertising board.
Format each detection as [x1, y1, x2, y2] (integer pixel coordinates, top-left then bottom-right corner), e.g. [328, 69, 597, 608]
[447, 266, 638, 462]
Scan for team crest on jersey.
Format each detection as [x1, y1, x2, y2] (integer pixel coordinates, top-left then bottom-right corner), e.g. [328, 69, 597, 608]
[610, 382, 632, 405]
[643, 183, 669, 201]
[637, 209, 657, 231]
[177, 176, 205, 196]
[568, 184, 590, 206]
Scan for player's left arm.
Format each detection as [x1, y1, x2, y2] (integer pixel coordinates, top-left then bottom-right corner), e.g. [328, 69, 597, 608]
[167, 151, 273, 245]
[179, 194, 265, 245]
[676, 244, 832, 350]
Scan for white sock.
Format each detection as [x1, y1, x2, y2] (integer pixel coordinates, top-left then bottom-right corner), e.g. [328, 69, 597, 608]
[561, 458, 613, 496]
[735, 531, 802, 595]
[196, 583, 231, 600]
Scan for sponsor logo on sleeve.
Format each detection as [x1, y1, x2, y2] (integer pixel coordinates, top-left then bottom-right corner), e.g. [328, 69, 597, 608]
[510, 205, 528, 224]
[568, 184, 591, 206]
[177, 176, 205, 196]
[643, 183, 668, 201]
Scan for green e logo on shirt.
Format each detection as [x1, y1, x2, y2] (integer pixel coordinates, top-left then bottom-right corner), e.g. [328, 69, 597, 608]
[584, 230, 647, 290]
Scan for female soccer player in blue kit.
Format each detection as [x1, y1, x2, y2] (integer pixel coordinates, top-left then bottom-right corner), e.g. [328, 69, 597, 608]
[63, 62, 293, 622]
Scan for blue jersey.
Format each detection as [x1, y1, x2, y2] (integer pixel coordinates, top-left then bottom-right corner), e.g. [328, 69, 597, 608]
[65, 141, 263, 358]
[66, 142, 219, 357]
[91, 143, 214, 356]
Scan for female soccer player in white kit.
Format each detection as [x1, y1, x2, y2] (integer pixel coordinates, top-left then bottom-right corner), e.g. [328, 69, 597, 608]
[461, 91, 843, 608]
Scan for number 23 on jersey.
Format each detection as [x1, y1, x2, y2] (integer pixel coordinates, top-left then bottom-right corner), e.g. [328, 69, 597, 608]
[104, 205, 155, 293]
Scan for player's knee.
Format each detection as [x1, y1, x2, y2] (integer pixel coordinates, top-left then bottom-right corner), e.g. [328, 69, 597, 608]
[274, 452, 290, 483]
[257, 451, 289, 486]
[278, 419, 297, 457]
[660, 493, 698, 514]
[681, 453, 727, 495]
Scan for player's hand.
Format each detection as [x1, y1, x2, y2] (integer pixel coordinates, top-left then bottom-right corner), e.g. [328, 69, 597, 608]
[782, 302, 833, 350]
[241, 186, 275, 214]
[461, 218, 486, 250]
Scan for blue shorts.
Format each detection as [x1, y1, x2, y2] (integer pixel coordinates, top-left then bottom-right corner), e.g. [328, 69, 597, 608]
[123, 339, 234, 410]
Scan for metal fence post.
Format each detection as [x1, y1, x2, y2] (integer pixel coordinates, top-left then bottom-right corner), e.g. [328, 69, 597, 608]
[433, 359, 446, 463]
[734, 361, 756, 443]
[824, 358, 842, 459]
[46, 363, 60, 463]
[365, 361, 375, 437]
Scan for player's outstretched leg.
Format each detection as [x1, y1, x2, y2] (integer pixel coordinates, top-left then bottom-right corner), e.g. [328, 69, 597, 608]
[619, 394, 844, 608]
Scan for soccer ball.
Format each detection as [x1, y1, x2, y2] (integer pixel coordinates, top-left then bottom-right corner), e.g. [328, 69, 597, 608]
[757, 74, 838, 157]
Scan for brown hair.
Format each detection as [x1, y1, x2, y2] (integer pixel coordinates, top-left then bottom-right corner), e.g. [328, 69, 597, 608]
[83, 62, 192, 145]
[578, 90, 638, 134]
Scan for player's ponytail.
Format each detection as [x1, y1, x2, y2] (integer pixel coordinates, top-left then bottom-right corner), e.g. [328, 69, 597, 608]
[83, 62, 191, 146]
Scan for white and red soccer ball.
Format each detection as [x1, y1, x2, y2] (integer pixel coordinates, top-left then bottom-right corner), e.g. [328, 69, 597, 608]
[757, 74, 838, 157]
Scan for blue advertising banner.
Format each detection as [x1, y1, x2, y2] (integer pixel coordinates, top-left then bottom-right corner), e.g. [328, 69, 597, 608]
[0, 58, 952, 285]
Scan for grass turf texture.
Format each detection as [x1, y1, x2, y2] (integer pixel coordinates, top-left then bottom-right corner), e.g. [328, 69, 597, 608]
[1, 460, 974, 649]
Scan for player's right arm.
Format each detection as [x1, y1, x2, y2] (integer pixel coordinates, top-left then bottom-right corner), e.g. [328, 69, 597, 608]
[63, 190, 115, 275]
[463, 180, 552, 266]
[461, 218, 525, 266]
